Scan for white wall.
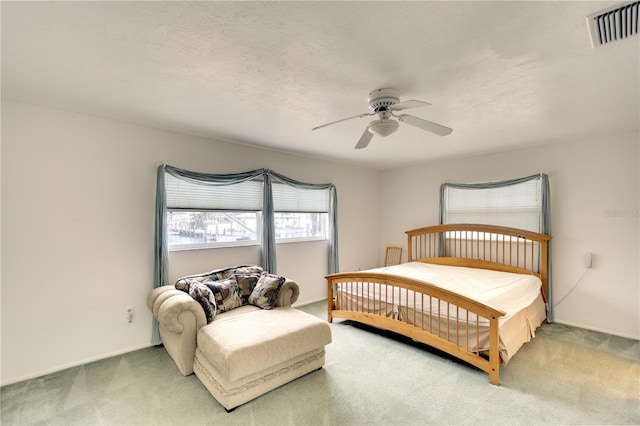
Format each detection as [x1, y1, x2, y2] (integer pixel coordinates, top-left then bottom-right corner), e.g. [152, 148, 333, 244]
[379, 133, 639, 339]
[2, 100, 638, 386]
[0, 101, 381, 385]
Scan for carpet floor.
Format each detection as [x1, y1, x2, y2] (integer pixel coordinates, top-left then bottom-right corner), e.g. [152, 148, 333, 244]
[2, 301, 639, 425]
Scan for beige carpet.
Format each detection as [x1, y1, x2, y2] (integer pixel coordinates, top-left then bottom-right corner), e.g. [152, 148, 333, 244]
[2, 301, 639, 425]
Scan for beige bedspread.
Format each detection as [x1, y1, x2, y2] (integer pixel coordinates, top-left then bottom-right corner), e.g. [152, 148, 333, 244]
[335, 262, 546, 363]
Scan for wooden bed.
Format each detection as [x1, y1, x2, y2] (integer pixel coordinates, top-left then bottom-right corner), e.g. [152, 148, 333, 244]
[326, 223, 551, 385]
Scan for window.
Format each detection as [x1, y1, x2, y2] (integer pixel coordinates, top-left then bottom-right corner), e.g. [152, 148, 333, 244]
[165, 172, 330, 250]
[438, 173, 552, 320]
[441, 177, 543, 232]
[167, 211, 259, 248]
[272, 180, 329, 242]
[165, 173, 262, 250]
[274, 212, 328, 241]
[154, 164, 339, 310]
[439, 175, 549, 275]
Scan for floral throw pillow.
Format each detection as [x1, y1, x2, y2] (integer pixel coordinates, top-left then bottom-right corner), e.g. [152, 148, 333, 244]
[204, 276, 243, 314]
[248, 272, 286, 310]
[174, 265, 265, 321]
[174, 265, 264, 293]
[234, 265, 264, 276]
[234, 274, 260, 305]
[175, 275, 217, 294]
[188, 284, 218, 323]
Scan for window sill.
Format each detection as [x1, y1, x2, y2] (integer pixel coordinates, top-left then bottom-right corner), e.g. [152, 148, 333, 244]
[169, 241, 259, 252]
[168, 238, 328, 252]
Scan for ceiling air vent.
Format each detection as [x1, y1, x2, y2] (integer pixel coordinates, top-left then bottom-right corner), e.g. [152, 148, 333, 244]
[586, 1, 639, 47]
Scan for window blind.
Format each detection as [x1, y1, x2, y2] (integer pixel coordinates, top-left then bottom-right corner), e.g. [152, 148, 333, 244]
[272, 182, 329, 213]
[165, 173, 263, 211]
[443, 178, 542, 232]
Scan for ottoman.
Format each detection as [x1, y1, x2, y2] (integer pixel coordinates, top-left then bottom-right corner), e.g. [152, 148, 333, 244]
[193, 306, 332, 410]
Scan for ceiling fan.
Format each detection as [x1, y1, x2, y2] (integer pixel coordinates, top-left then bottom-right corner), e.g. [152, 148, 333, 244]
[312, 88, 453, 149]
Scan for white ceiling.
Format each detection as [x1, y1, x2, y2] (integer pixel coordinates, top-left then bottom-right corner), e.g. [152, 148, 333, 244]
[2, 1, 638, 170]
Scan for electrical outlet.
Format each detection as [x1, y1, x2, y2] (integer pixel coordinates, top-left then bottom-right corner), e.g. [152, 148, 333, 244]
[126, 306, 134, 323]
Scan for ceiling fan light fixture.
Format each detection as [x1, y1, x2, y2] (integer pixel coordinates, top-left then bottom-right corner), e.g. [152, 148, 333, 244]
[312, 88, 452, 149]
[368, 119, 399, 137]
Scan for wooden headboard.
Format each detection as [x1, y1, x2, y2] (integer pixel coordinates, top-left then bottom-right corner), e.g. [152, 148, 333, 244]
[406, 223, 551, 303]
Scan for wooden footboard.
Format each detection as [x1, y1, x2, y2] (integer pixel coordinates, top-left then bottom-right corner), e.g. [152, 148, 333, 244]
[326, 272, 505, 385]
[326, 224, 551, 386]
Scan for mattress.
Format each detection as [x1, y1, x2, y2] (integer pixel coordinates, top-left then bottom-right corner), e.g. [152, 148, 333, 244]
[334, 262, 546, 363]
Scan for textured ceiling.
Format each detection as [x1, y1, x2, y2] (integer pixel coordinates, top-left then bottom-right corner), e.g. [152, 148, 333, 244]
[2, 1, 638, 169]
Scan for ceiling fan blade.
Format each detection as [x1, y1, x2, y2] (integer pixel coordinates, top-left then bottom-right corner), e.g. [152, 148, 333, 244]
[398, 114, 453, 136]
[355, 128, 374, 149]
[391, 100, 431, 111]
[312, 112, 373, 131]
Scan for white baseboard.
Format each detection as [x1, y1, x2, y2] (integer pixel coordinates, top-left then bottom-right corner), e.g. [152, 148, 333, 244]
[553, 319, 639, 341]
[293, 297, 327, 307]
